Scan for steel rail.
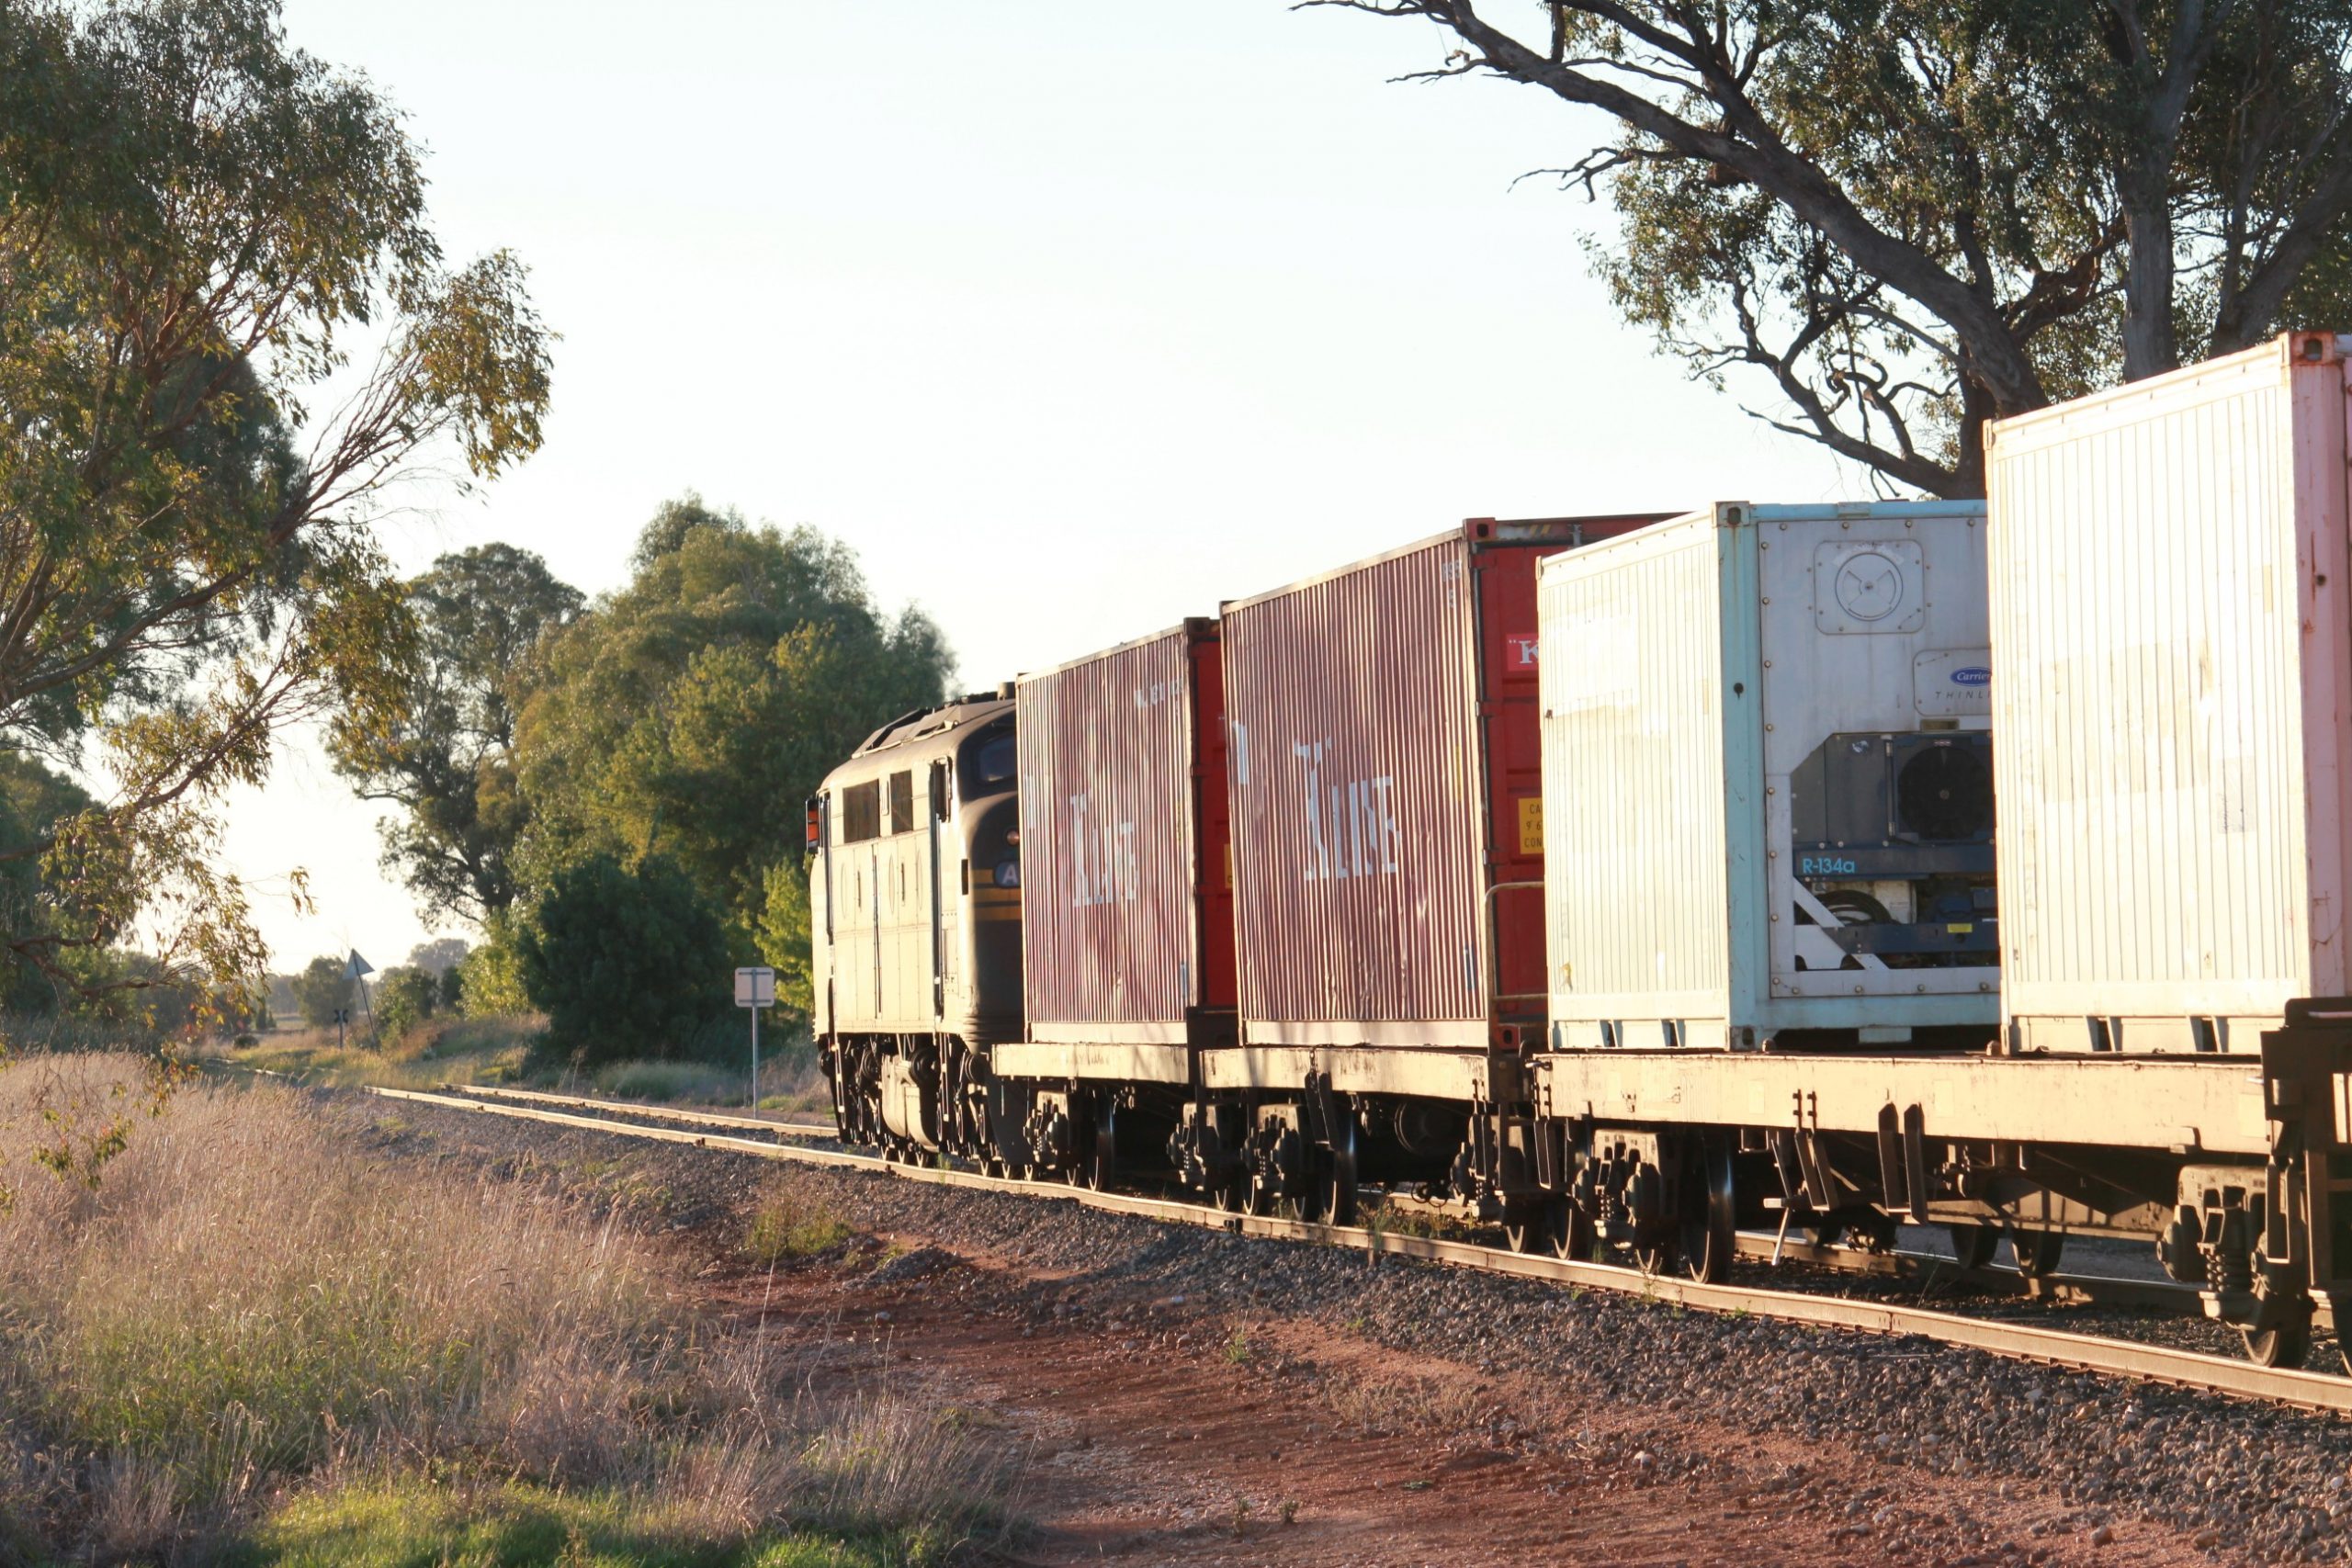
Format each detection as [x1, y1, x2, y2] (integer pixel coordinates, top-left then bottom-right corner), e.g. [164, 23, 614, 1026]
[357, 1082, 2352, 1415]
[421, 1080, 836, 1138]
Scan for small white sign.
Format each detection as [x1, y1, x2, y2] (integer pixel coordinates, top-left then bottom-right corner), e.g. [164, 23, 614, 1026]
[735, 966, 776, 1009]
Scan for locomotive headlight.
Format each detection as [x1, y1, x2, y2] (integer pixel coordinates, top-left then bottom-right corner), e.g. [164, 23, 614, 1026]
[994, 857, 1021, 888]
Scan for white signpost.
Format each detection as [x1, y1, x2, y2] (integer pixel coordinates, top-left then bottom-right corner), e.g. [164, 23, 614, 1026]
[735, 966, 776, 1114]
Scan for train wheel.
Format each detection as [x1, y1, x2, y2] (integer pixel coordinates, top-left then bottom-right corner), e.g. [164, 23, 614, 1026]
[1680, 1139, 1737, 1285]
[1246, 1168, 1277, 1216]
[1555, 1201, 1598, 1263]
[2244, 1314, 2312, 1370]
[1948, 1224, 1998, 1270]
[1505, 1199, 1569, 1257]
[1083, 1099, 1118, 1191]
[2009, 1228, 2065, 1278]
[1317, 1111, 1360, 1227]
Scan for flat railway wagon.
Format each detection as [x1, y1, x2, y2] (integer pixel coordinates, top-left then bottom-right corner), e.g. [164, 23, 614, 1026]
[1536, 334, 2352, 1368]
[988, 618, 1233, 1190]
[1521, 500, 1996, 1272]
[1199, 513, 1666, 1219]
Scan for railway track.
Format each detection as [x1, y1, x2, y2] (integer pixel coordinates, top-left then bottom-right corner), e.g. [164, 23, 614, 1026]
[359, 1078, 2352, 1416]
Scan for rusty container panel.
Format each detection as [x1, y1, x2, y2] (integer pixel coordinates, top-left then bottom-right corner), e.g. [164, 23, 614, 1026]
[1017, 621, 1223, 1043]
[1223, 516, 1661, 1050]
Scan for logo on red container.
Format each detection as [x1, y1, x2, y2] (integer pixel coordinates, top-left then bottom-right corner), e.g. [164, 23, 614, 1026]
[1508, 634, 1540, 667]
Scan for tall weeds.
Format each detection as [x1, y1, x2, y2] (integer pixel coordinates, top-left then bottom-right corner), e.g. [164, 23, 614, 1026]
[0, 1055, 1012, 1560]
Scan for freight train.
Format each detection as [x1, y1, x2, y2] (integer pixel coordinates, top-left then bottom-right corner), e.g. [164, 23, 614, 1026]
[809, 333, 2352, 1372]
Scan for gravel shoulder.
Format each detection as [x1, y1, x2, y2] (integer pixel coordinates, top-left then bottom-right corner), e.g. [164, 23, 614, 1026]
[342, 1089, 2352, 1566]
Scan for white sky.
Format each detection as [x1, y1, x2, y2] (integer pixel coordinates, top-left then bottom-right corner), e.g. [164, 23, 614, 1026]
[226, 0, 1871, 973]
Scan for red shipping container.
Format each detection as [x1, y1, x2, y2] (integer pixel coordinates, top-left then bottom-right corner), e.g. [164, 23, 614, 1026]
[1221, 516, 1662, 1050]
[1016, 619, 1233, 1043]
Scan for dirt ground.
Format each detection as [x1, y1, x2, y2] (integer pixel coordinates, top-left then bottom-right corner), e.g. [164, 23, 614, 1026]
[706, 1226, 2228, 1567]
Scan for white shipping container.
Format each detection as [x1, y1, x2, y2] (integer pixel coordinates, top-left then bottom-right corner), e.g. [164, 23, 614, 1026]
[1986, 333, 2352, 1053]
[1539, 501, 1997, 1050]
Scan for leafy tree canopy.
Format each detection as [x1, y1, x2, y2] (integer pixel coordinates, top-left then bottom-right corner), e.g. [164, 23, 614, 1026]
[0, 752, 95, 1013]
[329, 546, 582, 924]
[0, 0, 549, 1002]
[291, 955, 351, 1031]
[405, 937, 472, 976]
[1313, 0, 2352, 495]
[373, 964, 438, 1040]
[515, 497, 953, 940]
[516, 853, 730, 1066]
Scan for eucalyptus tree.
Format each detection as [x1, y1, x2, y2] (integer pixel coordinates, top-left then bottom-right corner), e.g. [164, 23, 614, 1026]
[1310, 0, 2352, 495]
[515, 497, 953, 953]
[0, 0, 550, 1000]
[329, 546, 583, 925]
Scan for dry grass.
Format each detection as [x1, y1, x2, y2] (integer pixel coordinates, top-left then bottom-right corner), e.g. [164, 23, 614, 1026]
[1319, 1370, 1488, 1440]
[201, 1014, 539, 1089]
[744, 1184, 854, 1264]
[0, 1054, 1014, 1562]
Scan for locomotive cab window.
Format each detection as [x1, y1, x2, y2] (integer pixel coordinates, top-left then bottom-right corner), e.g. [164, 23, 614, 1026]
[968, 731, 1015, 790]
[887, 770, 914, 832]
[840, 780, 881, 843]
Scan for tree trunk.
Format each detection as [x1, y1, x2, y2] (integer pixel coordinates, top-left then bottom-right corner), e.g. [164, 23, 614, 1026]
[2120, 180, 2180, 380]
[1948, 375, 1998, 501]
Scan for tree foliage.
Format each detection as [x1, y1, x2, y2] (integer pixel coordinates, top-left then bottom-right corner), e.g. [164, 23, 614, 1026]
[1312, 0, 2352, 495]
[373, 964, 438, 1040]
[515, 497, 952, 940]
[292, 955, 350, 1031]
[0, 0, 549, 1001]
[0, 751, 95, 1012]
[754, 861, 816, 1025]
[515, 853, 730, 1066]
[329, 546, 582, 924]
[405, 937, 471, 977]
[457, 914, 531, 1019]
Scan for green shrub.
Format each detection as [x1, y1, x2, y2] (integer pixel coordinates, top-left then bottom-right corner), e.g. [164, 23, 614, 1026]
[458, 911, 533, 1018]
[743, 1187, 852, 1263]
[517, 854, 730, 1067]
[374, 966, 439, 1043]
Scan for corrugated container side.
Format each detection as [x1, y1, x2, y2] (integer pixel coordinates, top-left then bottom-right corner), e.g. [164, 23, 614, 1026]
[1224, 517, 1661, 1049]
[1225, 534, 1487, 1046]
[1017, 626, 1201, 1042]
[1541, 514, 1731, 1040]
[1987, 336, 2352, 1042]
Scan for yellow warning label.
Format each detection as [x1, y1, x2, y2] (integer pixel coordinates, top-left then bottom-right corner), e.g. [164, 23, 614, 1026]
[1946, 922, 1973, 935]
[1518, 797, 1544, 856]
